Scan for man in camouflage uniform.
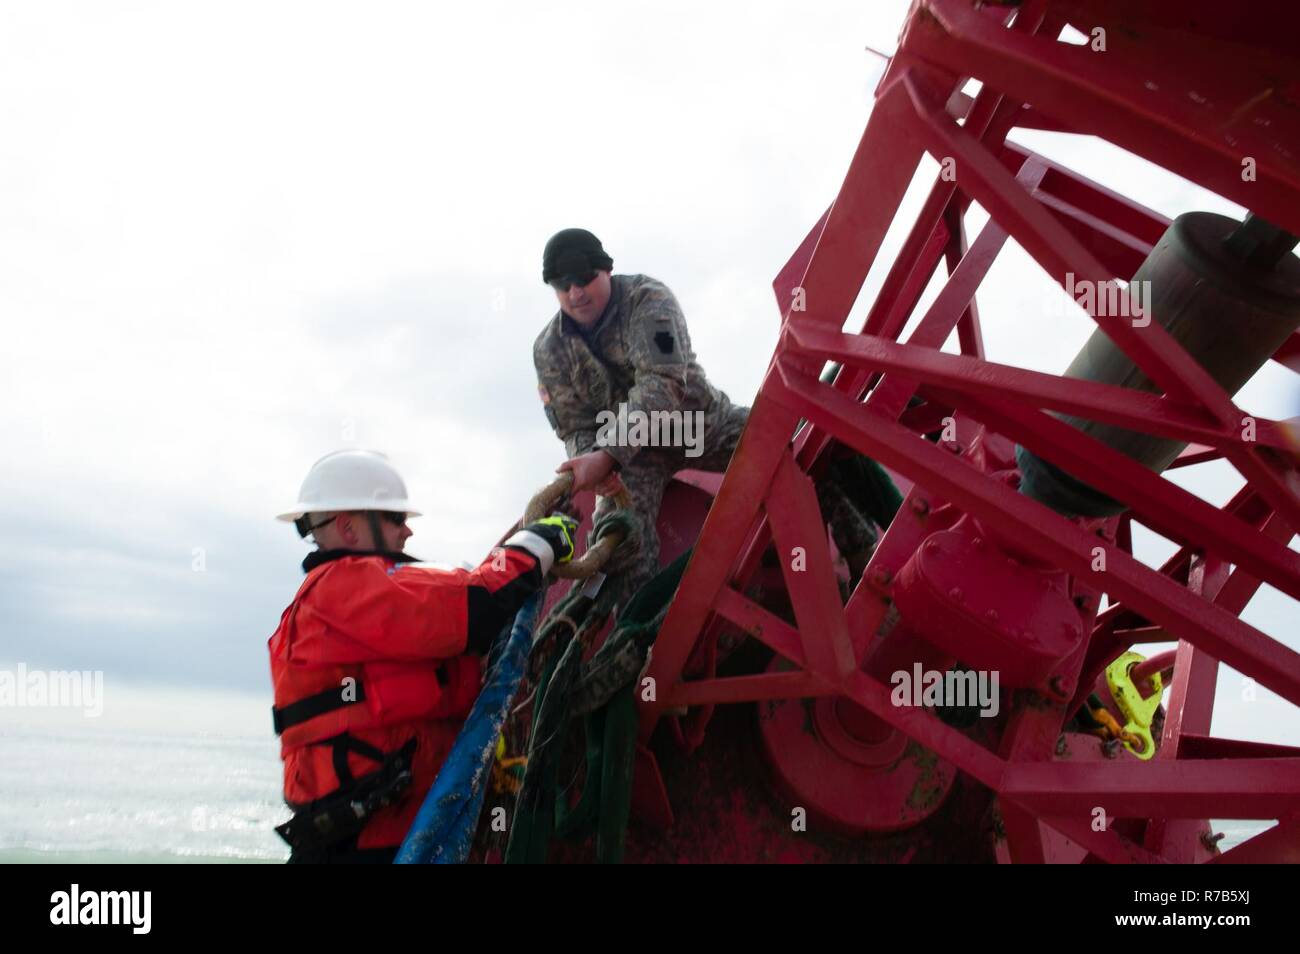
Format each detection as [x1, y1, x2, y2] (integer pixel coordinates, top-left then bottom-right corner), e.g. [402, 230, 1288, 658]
[533, 228, 879, 599]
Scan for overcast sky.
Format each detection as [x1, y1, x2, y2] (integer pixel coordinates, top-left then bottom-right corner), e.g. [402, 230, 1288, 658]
[1, 2, 1295, 744]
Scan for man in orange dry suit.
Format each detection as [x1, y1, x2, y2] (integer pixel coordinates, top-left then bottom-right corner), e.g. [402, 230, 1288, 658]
[268, 449, 577, 863]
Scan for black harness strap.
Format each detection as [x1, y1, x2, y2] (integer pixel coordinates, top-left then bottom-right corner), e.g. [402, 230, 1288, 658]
[321, 732, 391, 788]
[276, 737, 420, 856]
[272, 679, 367, 735]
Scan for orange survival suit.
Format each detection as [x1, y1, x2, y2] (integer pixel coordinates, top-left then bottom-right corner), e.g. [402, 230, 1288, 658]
[268, 543, 545, 857]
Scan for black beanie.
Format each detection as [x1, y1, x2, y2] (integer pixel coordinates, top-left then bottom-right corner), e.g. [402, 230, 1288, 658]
[542, 228, 614, 283]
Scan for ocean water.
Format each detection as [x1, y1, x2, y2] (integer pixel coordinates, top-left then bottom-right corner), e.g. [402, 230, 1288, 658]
[0, 683, 290, 863]
[0, 682, 1270, 862]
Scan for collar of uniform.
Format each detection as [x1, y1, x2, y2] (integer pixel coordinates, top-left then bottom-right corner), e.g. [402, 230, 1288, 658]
[302, 548, 420, 574]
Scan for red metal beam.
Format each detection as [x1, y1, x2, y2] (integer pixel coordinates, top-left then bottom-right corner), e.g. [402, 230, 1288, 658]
[665, 671, 836, 708]
[944, 202, 986, 359]
[898, 67, 1243, 423]
[913, 0, 1300, 234]
[1000, 760, 1300, 818]
[766, 454, 857, 679]
[1039, 815, 1167, 865]
[713, 586, 809, 668]
[1179, 736, 1300, 760]
[786, 321, 1296, 454]
[771, 366, 1300, 705]
[923, 386, 1300, 605]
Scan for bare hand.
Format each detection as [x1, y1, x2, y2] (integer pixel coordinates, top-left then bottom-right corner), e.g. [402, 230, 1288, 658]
[558, 450, 617, 493]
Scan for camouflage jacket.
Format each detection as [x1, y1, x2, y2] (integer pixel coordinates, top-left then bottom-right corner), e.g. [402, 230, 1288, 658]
[533, 273, 725, 466]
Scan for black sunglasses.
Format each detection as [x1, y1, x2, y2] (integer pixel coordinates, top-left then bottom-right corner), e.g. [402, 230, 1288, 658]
[550, 270, 598, 293]
[295, 510, 407, 538]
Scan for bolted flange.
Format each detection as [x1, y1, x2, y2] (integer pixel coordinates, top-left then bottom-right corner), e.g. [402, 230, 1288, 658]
[757, 661, 958, 834]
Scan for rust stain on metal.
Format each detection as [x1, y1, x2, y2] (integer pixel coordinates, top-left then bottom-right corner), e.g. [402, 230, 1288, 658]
[904, 744, 945, 814]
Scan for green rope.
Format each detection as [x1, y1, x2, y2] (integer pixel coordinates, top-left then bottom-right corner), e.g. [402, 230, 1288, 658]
[594, 684, 637, 864]
[553, 705, 604, 840]
[505, 546, 692, 863]
[570, 547, 690, 715]
[503, 636, 569, 864]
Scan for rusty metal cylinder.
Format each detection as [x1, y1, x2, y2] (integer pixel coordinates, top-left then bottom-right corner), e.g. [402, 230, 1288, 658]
[1018, 211, 1300, 516]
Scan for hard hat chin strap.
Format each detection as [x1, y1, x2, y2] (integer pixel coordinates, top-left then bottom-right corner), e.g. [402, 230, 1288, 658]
[365, 511, 388, 554]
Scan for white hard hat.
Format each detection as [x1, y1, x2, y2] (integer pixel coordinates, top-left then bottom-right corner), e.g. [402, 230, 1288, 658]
[276, 450, 422, 524]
